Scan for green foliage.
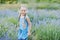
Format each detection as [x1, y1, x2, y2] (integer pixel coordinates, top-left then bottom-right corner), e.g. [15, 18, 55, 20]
[8, 29, 17, 40]
[27, 24, 60, 40]
[36, 0, 40, 3]
[19, 0, 28, 3]
[36, 3, 60, 10]
[0, 24, 8, 38]
[8, 17, 18, 25]
[28, 14, 34, 22]
[0, 0, 60, 4]
[36, 0, 60, 3]
[0, 0, 17, 4]
[35, 24, 60, 40]
[48, 13, 58, 19]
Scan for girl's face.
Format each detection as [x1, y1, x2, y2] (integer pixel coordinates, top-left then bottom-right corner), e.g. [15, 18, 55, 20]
[20, 7, 27, 16]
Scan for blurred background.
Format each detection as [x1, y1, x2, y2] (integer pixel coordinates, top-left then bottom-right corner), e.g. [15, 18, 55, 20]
[0, 0, 60, 40]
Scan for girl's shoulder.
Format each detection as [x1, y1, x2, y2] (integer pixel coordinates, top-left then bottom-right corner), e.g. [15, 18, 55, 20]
[25, 15, 29, 19]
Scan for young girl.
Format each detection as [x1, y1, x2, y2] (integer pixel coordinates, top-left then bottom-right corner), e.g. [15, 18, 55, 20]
[18, 5, 31, 40]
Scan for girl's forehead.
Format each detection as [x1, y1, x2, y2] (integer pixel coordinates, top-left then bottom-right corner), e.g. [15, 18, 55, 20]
[20, 7, 27, 10]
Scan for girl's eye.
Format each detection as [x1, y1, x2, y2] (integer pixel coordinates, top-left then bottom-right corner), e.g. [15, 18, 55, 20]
[21, 10, 26, 12]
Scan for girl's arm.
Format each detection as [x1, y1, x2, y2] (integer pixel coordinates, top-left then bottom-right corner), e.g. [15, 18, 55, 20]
[26, 16, 32, 36]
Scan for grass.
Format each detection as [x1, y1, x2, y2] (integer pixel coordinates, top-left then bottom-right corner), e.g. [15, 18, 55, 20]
[0, 3, 60, 10]
[0, 15, 60, 40]
[27, 23, 60, 40]
[34, 24, 60, 40]
[0, 24, 8, 38]
[8, 17, 18, 25]
[35, 3, 60, 10]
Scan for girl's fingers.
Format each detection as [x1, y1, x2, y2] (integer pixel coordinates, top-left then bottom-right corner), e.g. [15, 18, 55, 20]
[28, 32, 31, 36]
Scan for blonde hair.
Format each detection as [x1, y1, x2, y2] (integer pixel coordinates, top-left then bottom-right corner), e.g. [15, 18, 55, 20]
[18, 4, 28, 14]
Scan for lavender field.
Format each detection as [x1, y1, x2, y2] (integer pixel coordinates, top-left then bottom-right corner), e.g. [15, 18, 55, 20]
[0, 8, 60, 40]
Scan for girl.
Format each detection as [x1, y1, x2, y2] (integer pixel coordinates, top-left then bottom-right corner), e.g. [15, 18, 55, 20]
[18, 5, 31, 40]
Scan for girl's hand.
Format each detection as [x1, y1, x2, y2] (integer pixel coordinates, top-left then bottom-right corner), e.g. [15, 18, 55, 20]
[28, 31, 31, 36]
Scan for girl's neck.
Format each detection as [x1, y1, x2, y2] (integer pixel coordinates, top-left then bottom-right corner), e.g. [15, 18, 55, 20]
[20, 15, 25, 18]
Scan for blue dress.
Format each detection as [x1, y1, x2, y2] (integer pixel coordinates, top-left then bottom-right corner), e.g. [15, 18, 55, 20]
[18, 16, 28, 40]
